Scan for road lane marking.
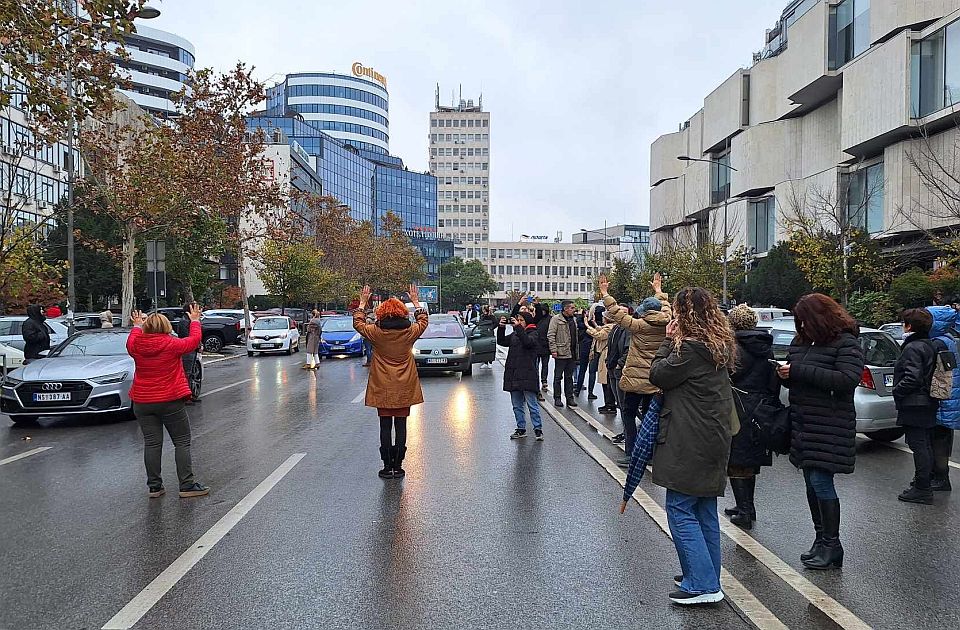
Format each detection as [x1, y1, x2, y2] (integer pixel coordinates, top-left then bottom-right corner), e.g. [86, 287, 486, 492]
[199, 379, 252, 398]
[101, 453, 306, 630]
[857, 433, 960, 470]
[0, 446, 52, 466]
[539, 402, 786, 630]
[201, 353, 242, 366]
[544, 399, 871, 630]
[351, 390, 366, 404]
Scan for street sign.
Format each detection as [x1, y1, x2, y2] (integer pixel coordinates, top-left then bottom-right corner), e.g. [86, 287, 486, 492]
[418, 286, 439, 303]
[553, 302, 562, 313]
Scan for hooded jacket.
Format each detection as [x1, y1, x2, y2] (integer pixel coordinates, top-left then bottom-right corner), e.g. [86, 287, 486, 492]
[927, 306, 960, 429]
[497, 322, 540, 392]
[22, 305, 51, 360]
[126, 321, 202, 403]
[729, 329, 779, 468]
[603, 292, 672, 394]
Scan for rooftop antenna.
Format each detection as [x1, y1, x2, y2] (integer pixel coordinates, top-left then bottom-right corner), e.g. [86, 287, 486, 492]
[459, 83, 462, 109]
[435, 83, 439, 110]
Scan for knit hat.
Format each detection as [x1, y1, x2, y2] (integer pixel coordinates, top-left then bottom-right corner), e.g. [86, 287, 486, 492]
[728, 304, 758, 330]
[638, 296, 662, 314]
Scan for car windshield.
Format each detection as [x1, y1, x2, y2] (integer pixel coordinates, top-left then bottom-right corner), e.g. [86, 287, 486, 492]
[52, 332, 130, 357]
[769, 329, 901, 366]
[421, 321, 465, 339]
[322, 318, 353, 332]
[254, 317, 288, 330]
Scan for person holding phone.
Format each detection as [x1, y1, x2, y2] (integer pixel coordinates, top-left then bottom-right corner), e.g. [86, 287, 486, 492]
[497, 312, 544, 440]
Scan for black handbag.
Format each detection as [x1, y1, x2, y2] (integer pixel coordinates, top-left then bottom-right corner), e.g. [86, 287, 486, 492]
[751, 398, 791, 455]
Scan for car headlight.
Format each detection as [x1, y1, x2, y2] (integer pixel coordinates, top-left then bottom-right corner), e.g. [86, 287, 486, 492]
[2, 376, 22, 387]
[411, 347, 419, 356]
[452, 346, 469, 355]
[349, 333, 361, 343]
[91, 371, 128, 385]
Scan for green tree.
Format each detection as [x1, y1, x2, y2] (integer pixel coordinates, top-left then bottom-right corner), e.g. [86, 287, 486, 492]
[607, 257, 639, 305]
[639, 240, 742, 300]
[252, 238, 336, 310]
[889, 268, 934, 308]
[741, 242, 811, 309]
[847, 291, 900, 328]
[369, 212, 426, 294]
[0, 226, 65, 312]
[44, 204, 122, 311]
[165, 212, 229, 305]
[439, 257, 498, 311]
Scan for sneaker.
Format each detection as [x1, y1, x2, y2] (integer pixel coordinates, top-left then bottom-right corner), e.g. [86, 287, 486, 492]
[599, 407, 617, 415]
[931, 477, 953, 492]
[178, 483, 210, 498]
[541, 382, 549, 392]
[536, 393, 545, 402]
[898, 486, 933, 504]
[535, 429, 544, 441]
[669, 590, 724, 605]
[510, 429, 527, 440]
[674, 575, 683, 587]
[148, 487, 165, 498]
[587, 393, 598, 400]
[612, 433, 625, 444]
[378, 466, 394, 479]
[553, 398, 564, 408]
[566, 398, 578, 408]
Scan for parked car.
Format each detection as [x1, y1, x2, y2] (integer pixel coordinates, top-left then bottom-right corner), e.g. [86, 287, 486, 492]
[246, 315, 301, 356]
[153, 307, 242, 353]
[0, 316, 69, 351]
[879, 322, 905, 342]
[319, 316, 364, 357]
[413, 314, 496, 376]
[52, 313, 123, 331]
[759, 319, 904, 441]
[0, 342, 25, 372]
[0, 329, 135, 425]
[750, 307, 792, 322]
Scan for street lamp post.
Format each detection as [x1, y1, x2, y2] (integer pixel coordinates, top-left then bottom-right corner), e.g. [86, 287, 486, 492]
[677, 154, 738, 306]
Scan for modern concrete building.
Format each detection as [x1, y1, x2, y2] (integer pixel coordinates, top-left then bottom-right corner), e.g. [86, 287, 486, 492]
[573, 224, 651, 266]
[429, 89, 491, 245]
[116, 25, 195, 118]
[648, 0, 960, 265]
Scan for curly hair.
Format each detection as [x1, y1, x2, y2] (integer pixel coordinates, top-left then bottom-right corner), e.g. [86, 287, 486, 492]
[375, 297, 409, 321]
[727, 304, 758, 331]
[793, 293, 857, 345]
[672, 287, 737, 369]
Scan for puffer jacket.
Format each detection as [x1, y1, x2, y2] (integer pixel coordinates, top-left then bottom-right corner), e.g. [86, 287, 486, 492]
[586, 323, 614, 384]
[785, 333, 864, 474]
[927, 306, 960, 429]
[127, 321, 202, 403]
[730, 329, 779, 469]
[603, 292, 672, 394]
[894, 332, 939, 428]
[497, 322, 540, 392]
[22, 305, 51, 360]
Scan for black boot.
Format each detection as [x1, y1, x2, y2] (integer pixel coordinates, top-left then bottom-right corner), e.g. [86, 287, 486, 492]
[378, 447, 393, 479]
[803, 499, 843, 570]
[728, 478, 753, 529]
[392, 446, 407, 477]
[800, 487, 823, 562]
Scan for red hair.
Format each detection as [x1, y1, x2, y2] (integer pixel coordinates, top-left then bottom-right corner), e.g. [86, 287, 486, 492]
[375, 297, 409, 320]
[793, 293, 858, 345]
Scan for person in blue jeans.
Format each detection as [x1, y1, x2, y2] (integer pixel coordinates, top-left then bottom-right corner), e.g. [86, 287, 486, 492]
[497, 312, 544, 440]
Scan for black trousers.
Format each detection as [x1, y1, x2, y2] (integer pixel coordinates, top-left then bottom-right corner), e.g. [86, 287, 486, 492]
[932, 425, 954, 480]
[553, 357, 576, 400]
[536, 355, 550, 384]
[134, 400, 195, 491]
[621, 392, 651, 459]
[905, 426, 935, 489]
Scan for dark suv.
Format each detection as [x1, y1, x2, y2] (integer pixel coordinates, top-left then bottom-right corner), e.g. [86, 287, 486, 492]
[153, 308, 242, 353]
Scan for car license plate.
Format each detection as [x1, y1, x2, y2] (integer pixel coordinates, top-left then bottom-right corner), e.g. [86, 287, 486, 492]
[33, 392, 70, 402]
[331, 345, 345, 350]
[426, 358, 447, 365]
[260, 343, 278, 349]
[884, 374, 894, 388]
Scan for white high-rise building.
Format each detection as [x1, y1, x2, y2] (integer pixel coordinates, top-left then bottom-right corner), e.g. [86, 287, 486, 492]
[429, 89, 490, 245]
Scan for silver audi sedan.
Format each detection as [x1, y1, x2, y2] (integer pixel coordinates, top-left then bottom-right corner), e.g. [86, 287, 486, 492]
[1, 329, 134, 425]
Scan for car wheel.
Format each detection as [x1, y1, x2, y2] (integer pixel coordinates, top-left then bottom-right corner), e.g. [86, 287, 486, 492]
[461, 363, 473, 376]
[863, 428, 906, 442]
[189, 360, 203, 399]
[294, 341, 300, 353]
[8, 415, 36, 426]
[247, 351, 254, 357]
[203, 335, 224, 354]
[285, 346, 293, 356]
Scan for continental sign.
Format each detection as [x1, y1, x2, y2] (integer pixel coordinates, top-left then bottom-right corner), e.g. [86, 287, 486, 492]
[352, 62, 387, 89]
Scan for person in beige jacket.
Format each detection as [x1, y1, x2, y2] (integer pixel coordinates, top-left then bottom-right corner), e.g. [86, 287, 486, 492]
[586, 312, 617, 414]
[599, 272, 672, 466]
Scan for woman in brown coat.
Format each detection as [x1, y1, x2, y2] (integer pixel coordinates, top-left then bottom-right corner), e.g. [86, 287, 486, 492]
[353, 284, 429, 479]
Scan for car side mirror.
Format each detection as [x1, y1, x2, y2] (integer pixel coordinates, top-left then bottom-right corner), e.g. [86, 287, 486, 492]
[290, 322, 297, 329]
[37, 350, 49, 358]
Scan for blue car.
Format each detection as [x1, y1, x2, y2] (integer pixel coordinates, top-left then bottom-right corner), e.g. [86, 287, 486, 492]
[319, 316, 364, 357]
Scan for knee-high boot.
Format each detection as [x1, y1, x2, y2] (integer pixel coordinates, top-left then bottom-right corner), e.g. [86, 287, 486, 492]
[800, 486, 823, 562]
[391, 446, 407, 477]
[728, 478, 754, 529]
[803, 499, 843, 570]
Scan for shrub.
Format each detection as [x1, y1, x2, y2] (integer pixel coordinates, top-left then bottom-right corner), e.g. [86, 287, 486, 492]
[889, 268, 934, 308]
[847, 291, 900, 328]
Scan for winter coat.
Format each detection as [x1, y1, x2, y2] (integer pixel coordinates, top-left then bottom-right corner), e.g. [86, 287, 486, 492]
[927, 306, 960, 429]
[893, 332, 939, 428]
[649, 338, 735, 497]
[606, 324, 629, 376]
[22, 305, 51, 360]
[785, 333, 864, 474]
[729, 329, 779, 469]
[127, 321, 202, 403]
[354, 310, 429, 410]
[604, 292, 672, 394]
[497, 322, 540, 392]
[533, 304, 552, 356]
[586, 323, 614, 384]
[576, 315, 592, 359]
[305, 318, 322, 354]
[547, 313, 577, 359]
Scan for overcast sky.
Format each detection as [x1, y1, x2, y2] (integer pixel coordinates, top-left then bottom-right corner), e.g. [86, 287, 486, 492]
[149, 0, 786, 241]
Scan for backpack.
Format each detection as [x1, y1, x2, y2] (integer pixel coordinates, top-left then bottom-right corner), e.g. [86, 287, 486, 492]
[929, 338, 957, 401]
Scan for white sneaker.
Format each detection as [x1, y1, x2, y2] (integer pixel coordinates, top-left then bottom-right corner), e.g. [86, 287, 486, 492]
[668, 590, 724, 605]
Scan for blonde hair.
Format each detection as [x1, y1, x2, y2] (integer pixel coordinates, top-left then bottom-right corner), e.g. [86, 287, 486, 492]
[142, 313, 173, 335]
[672, 287, 737, 369]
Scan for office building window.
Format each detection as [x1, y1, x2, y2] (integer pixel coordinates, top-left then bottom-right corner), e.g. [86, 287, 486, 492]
[911, 19, 960, 117]
[847, 162, 884, 234]
[829, 0, 870, 70]
[710, 152, 731, 204]
[747, 197, 776, 254]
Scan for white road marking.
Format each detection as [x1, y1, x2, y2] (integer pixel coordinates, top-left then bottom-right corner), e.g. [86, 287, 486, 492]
[543, 398, 872, 630]
[0, 446, 52, 467]
[101, 453, 306, 630]
[857, 433, 960, 470]
[201, 353, 242, 366]
[539, 402, 786, 630]
[199, 379, 252, 398]
[351, 390, 366, 404]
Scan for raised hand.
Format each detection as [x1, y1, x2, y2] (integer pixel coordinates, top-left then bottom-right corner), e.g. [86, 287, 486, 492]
[187, 303, 201, 322]
[598, 274, 610, 296]
[359, 285, 372, 309]
[130, 310, 145, 327]
[408, 283, 421, 308]
[651, 272, 662, 294]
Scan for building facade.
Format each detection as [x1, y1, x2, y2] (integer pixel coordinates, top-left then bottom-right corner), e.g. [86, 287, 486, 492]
[116, 25, 195, 118]
[266, 68, 390, 155]
[648, 0, 960, 266]
[429, 90, 491, 245]
[573, 224, 651, 266]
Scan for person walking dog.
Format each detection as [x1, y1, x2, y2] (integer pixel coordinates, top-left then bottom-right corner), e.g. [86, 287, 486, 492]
[353, 284, 429, 479]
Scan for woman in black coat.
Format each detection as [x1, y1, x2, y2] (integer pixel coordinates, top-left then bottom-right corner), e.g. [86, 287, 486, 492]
[725, 305, 779, 529]
[893, 308, 939, 505]
[497, 312, 544, 440]
[778, 293, 864, 571]
[22, 304, 51, 361]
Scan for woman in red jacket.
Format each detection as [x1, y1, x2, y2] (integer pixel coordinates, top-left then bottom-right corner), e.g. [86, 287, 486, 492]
[127, 305, 208, 498]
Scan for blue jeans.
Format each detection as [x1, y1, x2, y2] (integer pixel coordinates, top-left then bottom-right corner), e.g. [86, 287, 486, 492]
[574, 350, 591, 391]
[665, 490, 722, 595]
[510, 390, 542, 430]
[363, 339, 373, 361]
[803, 467, 838, 500]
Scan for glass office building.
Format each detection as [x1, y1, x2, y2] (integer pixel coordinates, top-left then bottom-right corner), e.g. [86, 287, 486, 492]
[116, 25, 195, 117]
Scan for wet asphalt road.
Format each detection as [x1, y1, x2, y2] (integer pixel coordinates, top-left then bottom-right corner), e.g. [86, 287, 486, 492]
[1, 349, 959, 630]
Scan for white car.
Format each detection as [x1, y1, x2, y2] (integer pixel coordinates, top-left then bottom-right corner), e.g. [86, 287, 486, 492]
[0, 316, 69, 351]
[0, 342, 25, 372]
[246, 316, 301, 356]
[750, 307, 792, 323]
